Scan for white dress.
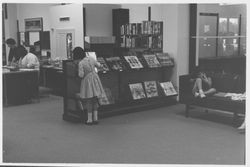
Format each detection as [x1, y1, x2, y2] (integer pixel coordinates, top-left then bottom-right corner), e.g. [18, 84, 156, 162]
[78, 57, 105, 99]
[20, 52, 40, 69]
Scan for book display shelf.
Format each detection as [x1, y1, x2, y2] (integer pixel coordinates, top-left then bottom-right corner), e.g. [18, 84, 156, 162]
[62, 8, 177, 122]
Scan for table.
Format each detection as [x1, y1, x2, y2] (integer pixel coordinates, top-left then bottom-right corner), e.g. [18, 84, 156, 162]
[39, 65, 64, 95]
[2, 68, 39, 106]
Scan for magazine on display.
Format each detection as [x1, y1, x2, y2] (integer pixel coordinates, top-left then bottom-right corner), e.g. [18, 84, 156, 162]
[124, 55, 143, 69]
[160, 81, 178, 96]
[129, 83, 146, 100]
[156, 53, 174, 67]
[97, 57, 110, 72]
[143, 54, 161, 68]
[105, 56, 126, 71]
[144, 81, 159, 98]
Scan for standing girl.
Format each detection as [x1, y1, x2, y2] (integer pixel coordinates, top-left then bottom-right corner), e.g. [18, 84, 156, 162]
[78, 52, 105, 125]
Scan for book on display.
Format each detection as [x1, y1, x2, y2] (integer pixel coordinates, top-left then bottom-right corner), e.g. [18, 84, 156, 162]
[156, 53, 174, 67]
[105, 56, 126, 71]
[97, 57, 110, 72]
[144, 81, 159, 98]
[160, 81, 178, 96]
[142, 54, 161, 68]
[129, 83, 146, 100]
[124, 55, 143, 69]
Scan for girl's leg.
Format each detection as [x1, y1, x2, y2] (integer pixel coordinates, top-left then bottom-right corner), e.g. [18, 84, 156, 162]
[92, 97, 99, 122]
[204, 88, 216, 96]
[85, 99, 93, 123]
[192, 78, 205, 98]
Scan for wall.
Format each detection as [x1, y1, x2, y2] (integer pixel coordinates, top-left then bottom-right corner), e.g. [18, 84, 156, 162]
[49, 4, 84, 59]
[4, 4, 18, 61]
[83, 4, 121, 36]
[121, 4, 190, 92]
[17, 3, 52, 32]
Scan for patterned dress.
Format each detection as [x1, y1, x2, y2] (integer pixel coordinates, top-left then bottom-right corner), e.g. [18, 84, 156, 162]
[78, 57, 105, 99]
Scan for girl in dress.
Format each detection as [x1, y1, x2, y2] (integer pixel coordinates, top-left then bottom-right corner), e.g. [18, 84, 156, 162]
[78, 52, 105, 125]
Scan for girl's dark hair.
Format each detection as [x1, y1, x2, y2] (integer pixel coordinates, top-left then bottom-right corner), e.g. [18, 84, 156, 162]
[192, 66, 203, 78]
[72, 47, 85, 60]
[6, 38, 16, 45]
[18, 46, 28, 59]
[29, 46, 36, 54]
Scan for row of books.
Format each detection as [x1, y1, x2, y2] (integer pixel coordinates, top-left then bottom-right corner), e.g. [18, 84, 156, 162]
[120, 35, 162, 49]
[129, 81, 178, 100]
[96, 53, 174, 72]
[98, 81, 178, 105]
[120, 21, 163, 35]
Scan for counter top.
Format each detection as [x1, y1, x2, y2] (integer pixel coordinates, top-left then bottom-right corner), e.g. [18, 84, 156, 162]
[2, 67, 39, 74]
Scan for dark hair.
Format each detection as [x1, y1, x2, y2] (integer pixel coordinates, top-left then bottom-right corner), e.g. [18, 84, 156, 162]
[34, 41, 40, 46]
[6, 38, 16, 45]
[18, 46, 28, 59]
[29, 46, 36, 54]
[72, 47, 85, 60]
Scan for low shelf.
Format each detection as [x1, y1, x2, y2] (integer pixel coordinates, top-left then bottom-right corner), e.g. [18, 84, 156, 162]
[62, 60, 176, 122]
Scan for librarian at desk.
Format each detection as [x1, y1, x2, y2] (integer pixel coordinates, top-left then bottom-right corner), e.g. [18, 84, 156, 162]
[3, 48, 40, 106]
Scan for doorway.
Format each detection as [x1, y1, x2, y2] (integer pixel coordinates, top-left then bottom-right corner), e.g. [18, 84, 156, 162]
[55, 29, 75, 60]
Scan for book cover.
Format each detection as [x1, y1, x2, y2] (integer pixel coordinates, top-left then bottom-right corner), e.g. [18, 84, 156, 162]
[160, 81, 178, 96]
[97, 57, 110, 72]
[105, 56, 126, 71]
[156, 53, 174, 66]
[124, 55, 143, 69]
[144, 81, 159, 98]
[86, 52, 98, 72]
[143, 54, 161, 68]
[85, 52, 97, 60]
[129, 83, 146, 100]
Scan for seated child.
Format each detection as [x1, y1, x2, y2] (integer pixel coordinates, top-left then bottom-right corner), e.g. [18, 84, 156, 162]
[192, 68, 216, 98]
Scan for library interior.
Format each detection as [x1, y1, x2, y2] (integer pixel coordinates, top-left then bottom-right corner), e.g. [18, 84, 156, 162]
[1, 3, 247, 166]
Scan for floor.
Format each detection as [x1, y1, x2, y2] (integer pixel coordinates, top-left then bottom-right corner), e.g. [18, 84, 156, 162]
[2, 95, 245, 165]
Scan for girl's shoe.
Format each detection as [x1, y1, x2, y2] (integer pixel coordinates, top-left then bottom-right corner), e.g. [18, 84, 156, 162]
[93, 120, 99, 125]
[85, 121, 94, 125]
[194, 92, 199, 97]
[199, 90, 206, 98]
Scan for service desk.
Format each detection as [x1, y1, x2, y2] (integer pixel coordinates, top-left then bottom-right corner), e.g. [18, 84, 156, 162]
[2, 68, 39, 106]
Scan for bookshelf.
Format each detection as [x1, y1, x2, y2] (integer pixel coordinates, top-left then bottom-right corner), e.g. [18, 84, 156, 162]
[120, 21, 163, 51]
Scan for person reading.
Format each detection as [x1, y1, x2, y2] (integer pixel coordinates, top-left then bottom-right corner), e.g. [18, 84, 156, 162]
[192, 67, 216, 98]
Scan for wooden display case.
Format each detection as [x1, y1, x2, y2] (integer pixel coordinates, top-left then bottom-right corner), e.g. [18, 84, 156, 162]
[62, 60, 176, 122]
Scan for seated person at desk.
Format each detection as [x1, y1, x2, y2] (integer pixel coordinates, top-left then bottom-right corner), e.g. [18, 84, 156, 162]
[5, 38, 26, 65]
[18, 46, 40, 70]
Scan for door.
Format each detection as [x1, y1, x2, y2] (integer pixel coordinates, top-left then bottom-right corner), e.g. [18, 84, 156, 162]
[55, 29, 75, 60]
[198, 13, 218, 58]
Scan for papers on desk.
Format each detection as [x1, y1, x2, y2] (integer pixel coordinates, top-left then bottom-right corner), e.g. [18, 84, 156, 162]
[2, 68, 10, 73]
[19, 68, 37, 71]
[42, 65, 54, 68]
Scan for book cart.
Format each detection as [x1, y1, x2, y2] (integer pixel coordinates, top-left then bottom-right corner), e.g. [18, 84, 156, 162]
[63, 8, 177, 122]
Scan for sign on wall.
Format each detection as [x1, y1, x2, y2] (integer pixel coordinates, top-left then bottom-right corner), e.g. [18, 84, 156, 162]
[25, 17, 43, 32]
